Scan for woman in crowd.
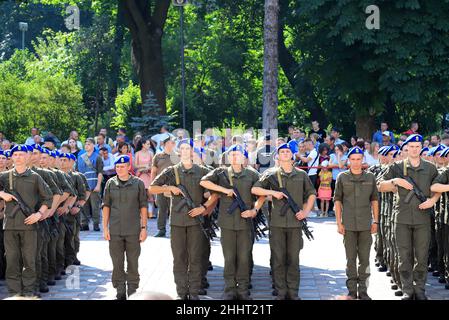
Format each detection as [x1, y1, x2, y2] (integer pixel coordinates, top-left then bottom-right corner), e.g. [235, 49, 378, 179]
[68, 138, 81, 158]
[116, 142, 134, 174]
[134, 138, 155, 219]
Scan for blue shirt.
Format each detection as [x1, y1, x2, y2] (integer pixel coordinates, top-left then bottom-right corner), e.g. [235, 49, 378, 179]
[330, 153, 348, 180]
[372, 130, 395, 145]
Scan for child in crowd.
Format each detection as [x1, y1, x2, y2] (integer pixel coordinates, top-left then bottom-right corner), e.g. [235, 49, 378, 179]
[317, 160, 332, 217]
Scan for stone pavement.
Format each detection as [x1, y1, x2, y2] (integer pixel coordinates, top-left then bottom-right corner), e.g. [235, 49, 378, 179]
[1, 215, 449, 300]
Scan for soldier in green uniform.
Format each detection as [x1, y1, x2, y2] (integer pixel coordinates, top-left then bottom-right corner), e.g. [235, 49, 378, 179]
[103, 155, 148, 300]
[0, 144, 53, 297]
[0, 150, 8, 280]
[334, 146, 379, 300]
[150, 135, 178, 237]
[28, 144, 63, 294]
[149, 139, 219, 300]
[431, 146, 449, 288]
[379, 134, 441, 300]
[251, 143, 316, 300]
[200, 144, 265, 300]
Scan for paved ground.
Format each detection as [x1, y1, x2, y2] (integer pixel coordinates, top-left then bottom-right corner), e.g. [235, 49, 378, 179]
[1, 213, 449, 300]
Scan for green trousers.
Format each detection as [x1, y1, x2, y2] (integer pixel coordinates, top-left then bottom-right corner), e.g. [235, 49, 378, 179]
[220, 228, 252, 295]
[4, 230, 37, 296]
[171, 224, 206, 297]
[56, 221, 66, 274]
[64, 216, 77, 267]
[343, 230, 372, 294]
[269, 227, 303, 299]
[394, 223, 430, 296]
[156, 195, 170, 233]
[109, 234, 141, 295]
[81, 191, 101, 226]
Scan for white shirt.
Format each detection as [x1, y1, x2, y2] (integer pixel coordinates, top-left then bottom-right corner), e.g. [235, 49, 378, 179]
[307, 148, 319, 176]
[364, 151, 379, 166]
[151, 132, 174, 152]
[62, 140, 83, 150]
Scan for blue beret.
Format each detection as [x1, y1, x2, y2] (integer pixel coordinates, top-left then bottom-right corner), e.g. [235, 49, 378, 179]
[378, 146, 390, 156]
[441, 147, 449, 158]
[41, 148, 51, 156]
[31, 144, 43, 153]
[59, 152, 71, 160]
[433, 144, 446, 156]
[228, 144, 248, 158]
[55, 150, 62, 157]
[287, 140, 299, 155]
[177, 138, 194, 149]
[4, 150, 11, 158]
[393, 150, 401, 159]
[347, 147, 364, 157]
[400, 134, 423, 150]
[49, 151, 57, 158]
[386, 145, 400, 154]
[276, 143, 293, 154]
[68, 153, 76, 161]
[114, 155, 130, 165]
[26, 145, 34, 152]
[420, 147, 429, 156]
[0, 150, 5, 157]
[10, 144, 28, 156]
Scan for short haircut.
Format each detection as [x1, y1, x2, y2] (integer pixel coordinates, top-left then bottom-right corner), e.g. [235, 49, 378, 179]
[85, 137, 95, 145]
[97, 133, 105, 139]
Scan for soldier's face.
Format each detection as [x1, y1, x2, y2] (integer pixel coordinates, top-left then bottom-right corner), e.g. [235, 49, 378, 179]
[0, 156, 7, 168]
[40, 154, 49, 167]
[278, 149, 293, 162]
[12, 151, 27, 166]
[31, 150, 41, 164]
[179, 144, 193, 160]
[115, 163, 129, 176]
[407, 142, 421, 158]
[60, 158, 70, 169]
[349, 154, 363, 170]
[228, 151, 244, 165]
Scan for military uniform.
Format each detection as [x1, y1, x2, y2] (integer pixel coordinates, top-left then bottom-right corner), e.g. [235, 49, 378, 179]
[0, 168, 52, 296]
[151, 162, 210, 299]
[381, 158, 439, 298]
[201, 166, 260, 299]
[152, 151, 177, 236]
[253, 166, 316, 299]
[334, 170, 378, 298]
[103, 173, 147, 299]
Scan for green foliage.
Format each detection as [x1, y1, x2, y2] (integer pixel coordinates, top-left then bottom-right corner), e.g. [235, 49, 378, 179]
[111, 81, 141, 135]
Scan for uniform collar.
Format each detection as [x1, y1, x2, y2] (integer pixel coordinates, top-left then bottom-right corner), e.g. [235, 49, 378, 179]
[405, 159, 425, 171]
[178, 162, 196, 174]
[229, 166, 247, 177]
[113, 175, 135, 187]
[348, 170, 367, 181]
[13, 167, 32, 177]
[279, 166, 298, 177]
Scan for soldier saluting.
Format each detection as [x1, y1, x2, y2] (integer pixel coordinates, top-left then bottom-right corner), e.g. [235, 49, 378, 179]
[334, 146, 379, 300]
[102, 155, 148, 300]
[149, 138, 219, 300]
[379, 134, 441, 300]
[251, 143, 316, 300]
[200, 144, 265, 300]
[0, 144, 52, 298]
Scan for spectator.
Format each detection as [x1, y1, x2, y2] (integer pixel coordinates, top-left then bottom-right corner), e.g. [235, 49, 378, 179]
[115, 142, 134, 174]
[350, 136, 358, 147]
[25, 127, 42, 145]
[94, 128, 114, 148]
[134, 138, 154, 218]
[255, 135, 275, 173]
[96, 133, 112, 154]
[76, 137, 103, 231]
[441, 133, 449, 147]
[99, 146, 116, 188]
[430, 135, 440, 147]
[68, 138, 81, 158]
[324, 136, 336, 154]
[381, 131, 393, 146]
[423, 139, 430, 148]
[328, 144, 348, 216]
[298, 138, 319, 188]
[365, 142, 380, 166]
[286, 125, 295, 142]
[331, 127, 345, 145]
[1, 139, 12, 151]
[317, 160, 332, 217]
[61, 130, 82, 150]
[117, 128, 130, 143]
[33, 135, 43, 145]
[372, 122, 395, 144]
[403, 121, 419, 135]
[311, 120, 327, 143]
[246, 139, 258, 166]
[151, 126, 173, 154]
[131, 133, 142, 153]
[295, 141, 309, 170]
[310, 133, 320, 151]
[318, 143, 330, 165]
[112, 135, 126, 154]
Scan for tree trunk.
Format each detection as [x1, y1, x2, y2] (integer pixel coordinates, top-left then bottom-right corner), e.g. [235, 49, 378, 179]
[355, 110, 376, 141]
[122, 0, 170, 114]
[262, 0, 279, 130]
[108, 1, 125, 110]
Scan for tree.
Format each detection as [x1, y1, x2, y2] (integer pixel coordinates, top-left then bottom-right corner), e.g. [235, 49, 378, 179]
[122, 0, 171, 114]
[262, 0, 279, 130]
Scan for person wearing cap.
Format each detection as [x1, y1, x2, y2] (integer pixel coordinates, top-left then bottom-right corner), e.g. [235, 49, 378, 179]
[251, 143, 316, 300]
[420, 147, 430, 160]
[150, 135, 179, 237]
[76, 138, 103, 231]
[149, 139, 219, 300]
[431, 146, 449, 289]
[333, 147, 379, 300]
[0, 145, 53, 298]
[379, 134, 441, 300]
[28, 144, 64, 294]
[200, 144, 265, 300]
[372, 122, 395, 145]
[102, 155, 148, 300]
[0, 150, 8, 280]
